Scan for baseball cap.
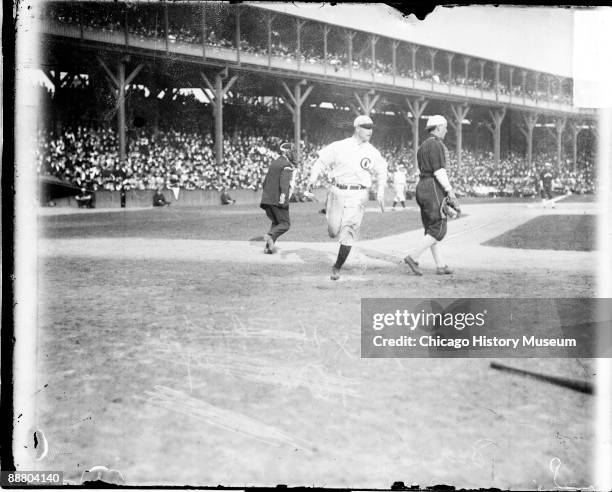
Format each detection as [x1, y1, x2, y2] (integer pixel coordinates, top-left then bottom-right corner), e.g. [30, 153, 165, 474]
[279, 142, 296, 153]
[425, 115, 447, 129]
[354, 115, 374, 128]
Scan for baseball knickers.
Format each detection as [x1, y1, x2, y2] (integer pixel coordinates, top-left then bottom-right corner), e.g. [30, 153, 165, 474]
[415, 177, 447, 241]
[394, 186, 406, 202]
[326, 187, 369, 246]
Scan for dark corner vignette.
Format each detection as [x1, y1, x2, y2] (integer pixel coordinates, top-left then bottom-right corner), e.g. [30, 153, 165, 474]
[1, 0, 17, 475]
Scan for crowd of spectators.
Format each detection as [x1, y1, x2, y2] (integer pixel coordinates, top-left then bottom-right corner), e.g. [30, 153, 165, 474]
[36, 125, 596, 198]
[445, 149, 595, 197]
[46, 3, 573, 106]
[36, 126, 323, 192]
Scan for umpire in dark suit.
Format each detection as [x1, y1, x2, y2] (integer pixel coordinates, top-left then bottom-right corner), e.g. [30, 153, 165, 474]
[260, 142, 297, 254]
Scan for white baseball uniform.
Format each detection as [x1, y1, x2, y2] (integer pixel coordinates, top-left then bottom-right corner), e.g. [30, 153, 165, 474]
[309, 136, 387, 246]
[393, 169, 407, 202]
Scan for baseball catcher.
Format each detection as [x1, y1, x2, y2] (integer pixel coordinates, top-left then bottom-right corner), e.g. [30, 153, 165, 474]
[404, 115, 457, 276]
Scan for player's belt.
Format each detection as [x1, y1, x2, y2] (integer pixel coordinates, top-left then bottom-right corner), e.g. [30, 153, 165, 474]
[419, 173, 434, 178]
[334, 183, 366, 190]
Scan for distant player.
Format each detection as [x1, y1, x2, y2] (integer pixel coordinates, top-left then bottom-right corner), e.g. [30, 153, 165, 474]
[307, 115, 387, 280]
[539, 162, 555, 208]
[167, 169, 181, 201]
[152, 187, 171, 207]
[260, 142, 297, 254]
[392, 164, 408, 210]
[75, 187, 94, 208]
[220, 188, 236, 205]
[404, 115, 459, 276]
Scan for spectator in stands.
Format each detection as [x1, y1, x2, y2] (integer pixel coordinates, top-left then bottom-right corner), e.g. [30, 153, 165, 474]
[34, 78, 594, 203]
[48, 3, 576, 106]
[36, 125, 596, 198]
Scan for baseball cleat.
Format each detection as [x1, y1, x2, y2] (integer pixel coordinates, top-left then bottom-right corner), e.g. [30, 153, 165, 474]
[263, 235, 275, 254]
[403, 255, 423, 276]
[330, 266, 341, 281]
[436, 265, 454, 275]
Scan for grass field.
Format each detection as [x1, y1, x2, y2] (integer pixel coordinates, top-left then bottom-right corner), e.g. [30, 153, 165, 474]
[31, 198, 598, 489]
[39, 202, 424, 242]
[484, 215, 596, 251]
[554, 193, 596, 203]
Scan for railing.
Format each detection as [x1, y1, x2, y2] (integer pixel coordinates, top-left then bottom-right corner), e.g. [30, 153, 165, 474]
[42, 20, 591, 115]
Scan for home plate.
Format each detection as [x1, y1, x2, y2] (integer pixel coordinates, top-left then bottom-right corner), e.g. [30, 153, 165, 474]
[365, 206, 416, 212]
[330, 276, 370, 282]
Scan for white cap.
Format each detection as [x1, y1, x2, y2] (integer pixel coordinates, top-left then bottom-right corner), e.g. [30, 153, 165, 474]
[425, 115, 447, 129]
[279, 142, 296, 153]
[353, 115, 374, 127]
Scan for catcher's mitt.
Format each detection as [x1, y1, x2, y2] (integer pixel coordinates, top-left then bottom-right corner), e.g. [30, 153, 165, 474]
[440, 195, 461, 219]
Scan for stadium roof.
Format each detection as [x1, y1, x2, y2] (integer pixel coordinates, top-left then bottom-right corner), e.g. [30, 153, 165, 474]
[248, 3, 575, 78]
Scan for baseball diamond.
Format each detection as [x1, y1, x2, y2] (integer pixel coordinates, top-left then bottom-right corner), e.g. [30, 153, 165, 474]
[12, 2, 605, 491]
[32, 197, 598, 489]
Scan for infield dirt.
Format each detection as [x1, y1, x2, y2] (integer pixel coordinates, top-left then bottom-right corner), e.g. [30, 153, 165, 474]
[31, 197, 598, 488]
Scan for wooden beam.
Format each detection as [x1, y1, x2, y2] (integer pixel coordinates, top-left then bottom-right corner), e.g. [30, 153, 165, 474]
[97, 57, 119, 88]
[124, 63, 144, 87]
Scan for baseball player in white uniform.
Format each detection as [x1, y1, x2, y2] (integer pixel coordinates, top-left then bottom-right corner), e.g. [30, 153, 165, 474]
[392, 165, 408, 210]
[307, 115, 388, 280]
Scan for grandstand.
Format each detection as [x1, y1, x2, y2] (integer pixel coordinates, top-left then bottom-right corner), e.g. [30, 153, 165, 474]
[35, 2, 596, 205]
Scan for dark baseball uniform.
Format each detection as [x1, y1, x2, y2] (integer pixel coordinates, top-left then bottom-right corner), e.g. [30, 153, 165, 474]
[540, 168, 554, 200]
[260, 156, 294, 241]
[152, 191, 170, 206]
[415, 134, 450, 241]
[76, 190, 94, 208]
